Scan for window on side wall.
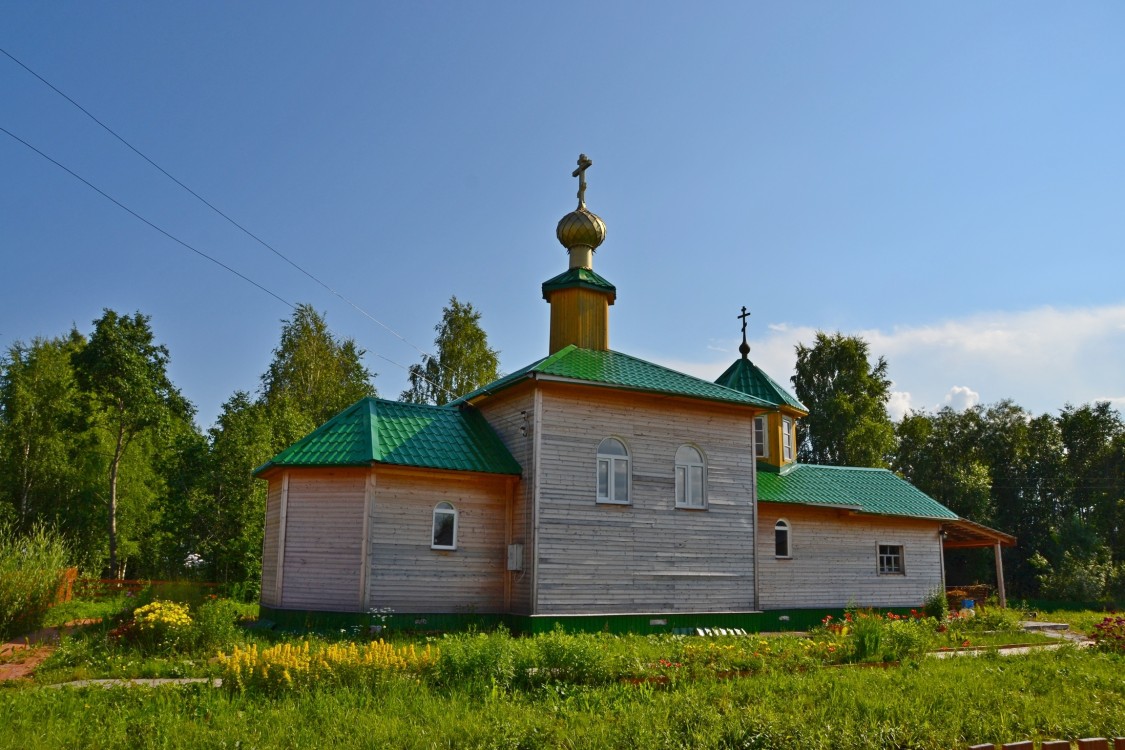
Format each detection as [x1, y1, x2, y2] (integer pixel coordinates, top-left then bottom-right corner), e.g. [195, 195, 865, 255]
[432, 502, 458, 550]
[775, 519, 791, 557]
[597, 437, 630, 504]
[878, 544, 904, 575]
[754, 416, 768, 458]
[675, 444, 706, 509]
[782, 417, 794, 461]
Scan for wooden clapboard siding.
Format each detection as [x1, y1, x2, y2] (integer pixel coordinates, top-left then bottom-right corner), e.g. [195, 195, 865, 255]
[475, 385, 536, 614]
[534, 383, 758, 614]
[259, 478, 283, 607]
[757, 503, 943, 609]
[281, 469, 366, 611]
[366, 466, 510, 613]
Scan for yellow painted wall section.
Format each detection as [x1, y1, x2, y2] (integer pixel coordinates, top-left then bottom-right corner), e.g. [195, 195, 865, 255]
[759, 411, 800, 469]
[547, 287, 611, 353]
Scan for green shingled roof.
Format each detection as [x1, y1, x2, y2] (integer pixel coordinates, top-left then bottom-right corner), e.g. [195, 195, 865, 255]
[453, 345, 773, 408]
[715, 357, 807, 412]
[255, 398, 521, 476]
[757, 463, 958, 520]
[541, 267, 617, 300]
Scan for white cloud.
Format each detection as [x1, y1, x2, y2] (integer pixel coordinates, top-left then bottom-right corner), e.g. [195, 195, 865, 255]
[646, 304, 1125, 419]
[887, 391, 913, 421]
[942, 386, 980, 412]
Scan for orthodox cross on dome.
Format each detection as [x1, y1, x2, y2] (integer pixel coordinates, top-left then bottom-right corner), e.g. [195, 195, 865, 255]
[572, 153, 593, 209]
[738, 306, 751, 359]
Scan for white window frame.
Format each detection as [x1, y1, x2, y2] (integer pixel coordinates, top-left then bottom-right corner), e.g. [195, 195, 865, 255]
[674, 444, 707, 509]
[596, 437, 631, 505]
[782, 417, 794, 461]
[431, 502, 458, 550]
[754, 416, 768, 458]
[877, 544, 904, 575]
[774, 519, 791, 558]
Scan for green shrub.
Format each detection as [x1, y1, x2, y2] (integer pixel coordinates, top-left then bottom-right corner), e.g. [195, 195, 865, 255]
[880, 617, 935, 661]
[131, 600, 194, 653]
[850, 610, 883, 662]
[527, 626, 615, 687]
[922, 587, 950, 620]
[0, 522, 70, 638]
[433, 627, 519, 689]
[192, 597, 245, 653]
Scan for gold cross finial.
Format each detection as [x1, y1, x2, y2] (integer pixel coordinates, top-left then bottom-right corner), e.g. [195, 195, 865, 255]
[572, 154, 593, 209]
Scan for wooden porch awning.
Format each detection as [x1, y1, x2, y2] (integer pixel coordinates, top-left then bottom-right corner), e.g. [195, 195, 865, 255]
[941, 518, 1016, 549]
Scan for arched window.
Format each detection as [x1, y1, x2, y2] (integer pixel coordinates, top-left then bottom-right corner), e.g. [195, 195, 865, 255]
[675, 444, 706, 508]
[597, 437, 630, 504]
[775, 519, 791, 558]
[432, 502, 458, 550]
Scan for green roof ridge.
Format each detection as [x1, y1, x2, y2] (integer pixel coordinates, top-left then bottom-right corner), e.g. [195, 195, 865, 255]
[541, 267, 617, 299]
[715, 358, 807, 412]
[756, 462, 958, 520]
[461, 347, 774, 407]
[256, 397, 521, 476]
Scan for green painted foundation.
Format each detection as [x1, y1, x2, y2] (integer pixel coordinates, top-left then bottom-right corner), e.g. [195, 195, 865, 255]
[258, 605, 914, 636]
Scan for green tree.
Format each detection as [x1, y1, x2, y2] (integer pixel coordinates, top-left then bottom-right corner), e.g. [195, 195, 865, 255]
[0, 331, 86, 525]
[791, 332, 895, 467]
[72, 310, 193, 577]
[190, 306, 375, 592]
[260, 304, 375, 443]
[1057, 402, 1124, 554]
[400, 296, 500, 406]
[894, 407, 995, 586]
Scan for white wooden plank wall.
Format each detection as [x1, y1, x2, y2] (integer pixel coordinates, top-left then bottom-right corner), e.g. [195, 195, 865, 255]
[476, 388, 536, 614]
[366, 469, 510, 613]
[259, 479, 282, 607]
[757, 504, 943, 609]
[281, 470, 366, 611]
[535, 387, 758, 614]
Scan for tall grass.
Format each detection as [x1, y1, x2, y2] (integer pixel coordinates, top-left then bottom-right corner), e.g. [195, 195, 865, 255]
[2, 648, 1123, 749]
[0, 522, 69, 638]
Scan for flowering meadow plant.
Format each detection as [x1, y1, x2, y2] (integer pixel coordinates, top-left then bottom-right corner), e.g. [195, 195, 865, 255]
[129, 600, 194, 652]
[220, 640, 439, 695]
[1091, 615, 1125, 654]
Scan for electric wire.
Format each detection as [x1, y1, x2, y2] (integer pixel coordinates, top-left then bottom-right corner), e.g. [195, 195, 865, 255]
[1, 125, 293, 310]
[0, 125, 457, 399]
[0, 46, 432, 362]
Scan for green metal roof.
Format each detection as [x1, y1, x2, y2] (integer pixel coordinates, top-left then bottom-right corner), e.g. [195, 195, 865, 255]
[541, 267, 617, 300]
[715, 357, 807, 412]
[255, 398, 521, 476]
[757, 463, 958, 520]
[453, 345, 774, 408]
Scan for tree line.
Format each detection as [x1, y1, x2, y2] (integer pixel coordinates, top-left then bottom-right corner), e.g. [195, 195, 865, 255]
[792, 332, 1125, 602]
[0, 297, 496, 595]
[2, 313, 1119, 603]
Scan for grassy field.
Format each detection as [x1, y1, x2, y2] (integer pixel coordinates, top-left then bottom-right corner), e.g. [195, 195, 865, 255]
[2, 595, 1122, 749]
[2, 648, 1124, 749]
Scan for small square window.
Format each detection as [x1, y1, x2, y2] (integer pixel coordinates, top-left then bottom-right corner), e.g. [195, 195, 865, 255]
[878, 544, 903, 575]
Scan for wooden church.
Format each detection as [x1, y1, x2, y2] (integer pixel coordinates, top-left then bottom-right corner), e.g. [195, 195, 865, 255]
[254, 157, 1013, 631]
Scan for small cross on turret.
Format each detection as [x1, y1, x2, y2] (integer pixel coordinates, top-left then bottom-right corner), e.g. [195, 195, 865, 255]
[572, 154, 593, 209]
[738, 306, 751, 359]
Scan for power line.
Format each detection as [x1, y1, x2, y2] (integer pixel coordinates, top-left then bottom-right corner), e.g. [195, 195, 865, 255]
[0, 46, 432, 362]
[0, 125, 456, 399]
[1, 125, 293, 309]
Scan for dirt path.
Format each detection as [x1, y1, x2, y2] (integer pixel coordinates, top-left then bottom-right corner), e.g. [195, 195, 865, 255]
[0, 620, 100, 682]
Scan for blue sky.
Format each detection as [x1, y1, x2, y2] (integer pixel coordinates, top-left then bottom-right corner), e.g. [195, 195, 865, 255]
[3, 2, 1124, 430]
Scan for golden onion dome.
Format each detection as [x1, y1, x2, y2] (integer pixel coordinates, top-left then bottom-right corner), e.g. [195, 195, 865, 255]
[556, 207, 607, 251]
